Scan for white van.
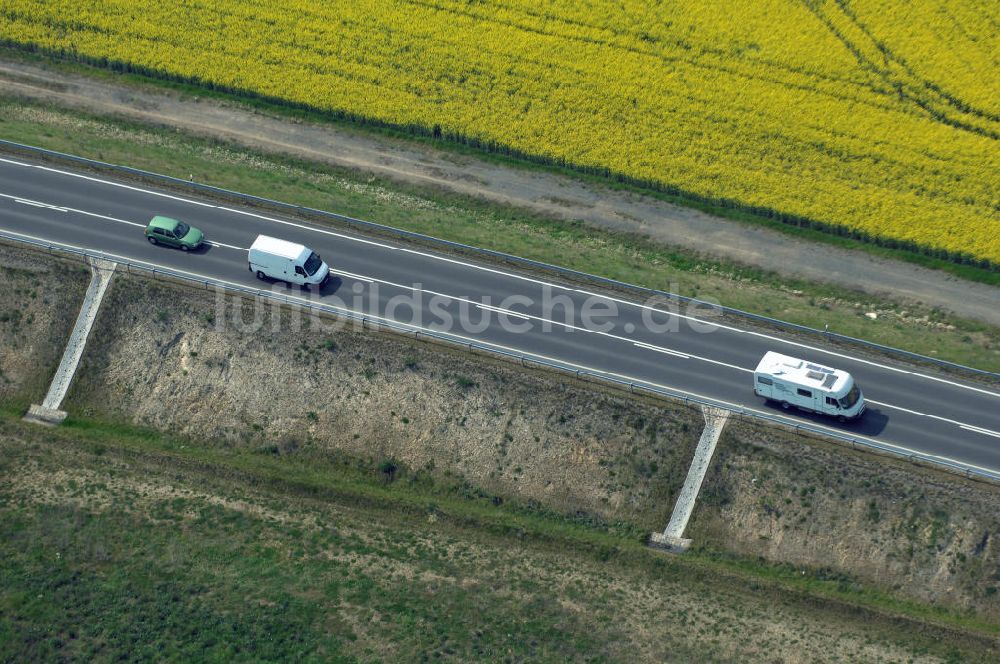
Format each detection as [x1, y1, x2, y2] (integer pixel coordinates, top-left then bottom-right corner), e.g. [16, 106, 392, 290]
[249, 235, 330, 289]
[753, 351, 865, 422]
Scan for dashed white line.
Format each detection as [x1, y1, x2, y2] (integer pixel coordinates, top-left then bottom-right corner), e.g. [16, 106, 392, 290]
[477, 303, 530, 320]
[961, 425, 1000, 439]
[868, 398, 1000, 438]
[633, 342, 689, 359]
[1, 157, 997, 403]
[206, 241, 246, 251]
[2, 224, 998, 473]
[329, 268, 374, 283]
[15, 198, 67, 212]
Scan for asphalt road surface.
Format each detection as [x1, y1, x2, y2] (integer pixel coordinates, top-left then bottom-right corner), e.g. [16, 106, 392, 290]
[1, 155, 998, 475]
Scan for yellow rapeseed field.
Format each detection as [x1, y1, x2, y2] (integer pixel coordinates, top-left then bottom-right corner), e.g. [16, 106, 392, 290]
[2, 0, 997, 264]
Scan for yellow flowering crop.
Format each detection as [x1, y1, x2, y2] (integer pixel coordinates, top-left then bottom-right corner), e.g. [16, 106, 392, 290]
[1, 0, 997, 264]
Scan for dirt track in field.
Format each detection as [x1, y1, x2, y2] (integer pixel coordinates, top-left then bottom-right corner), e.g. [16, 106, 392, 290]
[1, 58, 998, 325]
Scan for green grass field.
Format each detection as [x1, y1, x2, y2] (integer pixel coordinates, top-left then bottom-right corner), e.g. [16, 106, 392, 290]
[1, 409, 996, 662]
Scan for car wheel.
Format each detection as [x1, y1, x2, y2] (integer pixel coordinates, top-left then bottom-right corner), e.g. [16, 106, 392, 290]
[837, 415, 847, 423]
[780, 401, 791, 410]
[180, 244, 190, 252]
[147, 236, 157, 245]
[255, 271, 266, 280]
[302, 283, 310, 292]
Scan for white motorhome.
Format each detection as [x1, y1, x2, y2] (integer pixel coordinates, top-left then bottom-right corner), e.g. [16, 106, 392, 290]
[753, 351, 865, 422]
[249, 235, 330, 289]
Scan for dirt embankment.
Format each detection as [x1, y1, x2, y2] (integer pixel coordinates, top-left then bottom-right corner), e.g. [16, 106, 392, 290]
[2, 246, 998, 621]
[69, 277, 700, 528]
[691, 423, 1000, 615]
[0, 244, 89, 406]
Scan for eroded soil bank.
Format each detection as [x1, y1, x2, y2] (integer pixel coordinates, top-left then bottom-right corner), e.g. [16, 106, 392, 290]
[1, 245, 997, 622]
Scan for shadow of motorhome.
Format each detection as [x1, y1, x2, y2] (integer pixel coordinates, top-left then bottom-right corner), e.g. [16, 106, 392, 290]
[760, 400, 889, 436]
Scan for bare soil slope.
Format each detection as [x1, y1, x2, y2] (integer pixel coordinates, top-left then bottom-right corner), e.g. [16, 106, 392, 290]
[1, 245, 997, 625]
[0, 243, 88, 406]
[38, 259, 997, 622]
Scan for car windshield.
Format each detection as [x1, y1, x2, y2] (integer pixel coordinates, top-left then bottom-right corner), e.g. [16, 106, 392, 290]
[839, 384, 861, 409]
[174, 222, 190, 238]
[304, 251, 322, 276]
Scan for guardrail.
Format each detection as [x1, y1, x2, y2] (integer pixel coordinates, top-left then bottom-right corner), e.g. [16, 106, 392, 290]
[1, 138, 997, 383]
[2, 228, 998, 484]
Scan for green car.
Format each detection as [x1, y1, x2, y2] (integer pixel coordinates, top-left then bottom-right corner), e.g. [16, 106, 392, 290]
[145, 216, 205, 251]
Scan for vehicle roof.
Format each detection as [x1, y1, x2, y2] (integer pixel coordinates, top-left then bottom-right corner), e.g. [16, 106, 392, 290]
[148, 215, 182, 229]
[250, 234, 309, 261]
[754, 351, 850, 394]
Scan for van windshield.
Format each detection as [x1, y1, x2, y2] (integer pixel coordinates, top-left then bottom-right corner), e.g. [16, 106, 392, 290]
[304, 252, 323, 276]
[839, 384, 861, 409]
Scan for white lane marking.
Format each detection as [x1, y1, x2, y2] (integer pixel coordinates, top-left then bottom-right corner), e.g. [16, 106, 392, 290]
[580, 289, 1000, 399]
[1, 192, 143, 227]
[868, 398, 1000, 438]
[906, 372, 1000, 399]
[634, 342, 689, 359]
[218, 206, 394, 250]
[329, 269, 374, 283]
[15, 198, 67, 212]
[207, 241, 245, 251]
[476, 303, 530, 320]
[3, 225, 998, 473]
[342, 270, 754, 377]
[4, 191, 246, 251]
[0, 157, 216, 208]
[1, 157, 997, 400]
[633, 341, 756, 376]
[961, 425, 1000, 439]
[6, 191, 988, 405]
[218, 205, 567, 289]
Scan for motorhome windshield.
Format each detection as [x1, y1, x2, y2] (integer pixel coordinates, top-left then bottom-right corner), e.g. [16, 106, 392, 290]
[304, 252, 323, 276]
[839, 384, 861, 409]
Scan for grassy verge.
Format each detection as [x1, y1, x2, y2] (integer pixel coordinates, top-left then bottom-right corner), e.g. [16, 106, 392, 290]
[0, 94, 998, 372]
[2, 406, 997, 655]
[3, 47, 998, 286]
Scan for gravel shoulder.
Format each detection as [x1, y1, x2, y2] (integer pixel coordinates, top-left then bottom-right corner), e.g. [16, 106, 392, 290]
[1, 58, 998, 325]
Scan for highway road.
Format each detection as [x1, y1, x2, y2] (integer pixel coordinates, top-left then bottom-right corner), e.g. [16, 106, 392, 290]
[1, 154, 999, 475]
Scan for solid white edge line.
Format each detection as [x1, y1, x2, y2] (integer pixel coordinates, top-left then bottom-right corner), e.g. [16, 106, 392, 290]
[2, 192, 988, 406]
[218, 205, 567, 289]
[2, 225, 999, 475]
[582, 289, 1000, 398]
[2, 157, 997, 400]
[0, 156, 216, 208]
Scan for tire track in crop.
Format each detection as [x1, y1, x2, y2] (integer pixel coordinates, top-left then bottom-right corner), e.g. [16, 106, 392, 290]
[801, 0, 999, 140]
